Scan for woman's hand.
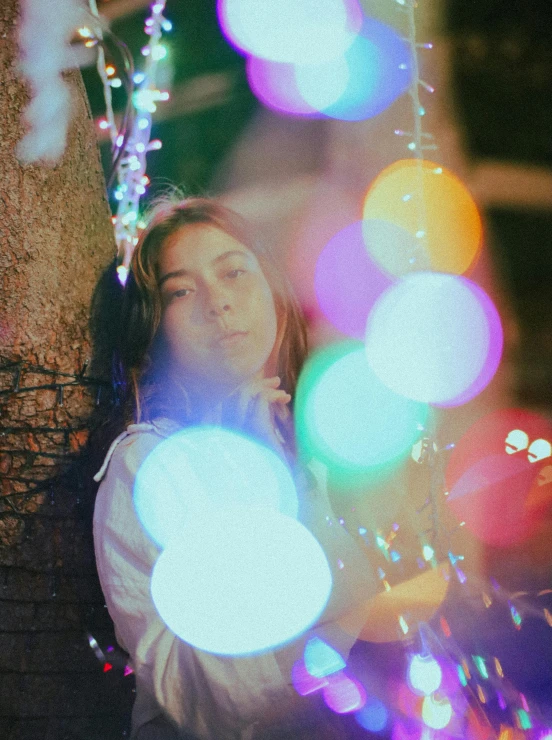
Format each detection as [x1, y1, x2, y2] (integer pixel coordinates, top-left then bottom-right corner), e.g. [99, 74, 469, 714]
[223, 375, 291, 454]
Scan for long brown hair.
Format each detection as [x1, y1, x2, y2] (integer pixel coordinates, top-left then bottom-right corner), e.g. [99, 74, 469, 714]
[117, 196, 308, 427]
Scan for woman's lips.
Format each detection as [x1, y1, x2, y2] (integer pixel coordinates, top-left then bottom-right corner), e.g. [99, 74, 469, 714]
[216, 331, 249, 346]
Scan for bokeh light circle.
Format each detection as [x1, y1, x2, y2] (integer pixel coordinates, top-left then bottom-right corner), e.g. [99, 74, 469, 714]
[421, 694, 453, 730]
[322, 672, 367, 713]
[151, 506, 332, 655]
[244, 16, 412, 121]
[292, 660, 329, 696]
[295, 56, 351, 112]
[407, 653, 442, 696]
[134, 426, 298, 549]
[217, 0, 362, 64]
[362, 160, 482, 275]
[445, 409, 552, 547]
[355, 696, 389, 732]
[295, 343, 428, 486]
[304, 636, 346, 678]
[314, 221, 393, 339]
[318, 17, 412, 121]
[364, 272, 503, 406]
[362, 219, 428, 278]
[246, 56, 321, 117]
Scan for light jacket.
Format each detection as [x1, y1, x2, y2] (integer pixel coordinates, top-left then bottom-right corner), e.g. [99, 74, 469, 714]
[93, 419, 376, 739]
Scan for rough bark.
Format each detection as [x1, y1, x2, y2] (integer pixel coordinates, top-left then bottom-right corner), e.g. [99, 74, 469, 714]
[0, 2, 132, 736]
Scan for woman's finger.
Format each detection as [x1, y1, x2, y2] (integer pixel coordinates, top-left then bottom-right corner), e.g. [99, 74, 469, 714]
[263, 389, 291, 404]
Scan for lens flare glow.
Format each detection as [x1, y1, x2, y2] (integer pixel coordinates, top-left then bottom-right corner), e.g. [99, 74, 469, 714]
[364, 272, 503, 406]
[408, 654, 443, 696]
[295, 344, 428, 486]
[151, 506, 332, 655]
[363, 160, 482, 275]
[323, 672, 367, 713]
[314, 221, 393, 339]
[421, 694, 453, 730]
[134, 426, 298, 549]
[217, 0, 362, 64]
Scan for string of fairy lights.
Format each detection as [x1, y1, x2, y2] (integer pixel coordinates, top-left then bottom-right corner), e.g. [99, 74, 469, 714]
[83, 0, 173, 285]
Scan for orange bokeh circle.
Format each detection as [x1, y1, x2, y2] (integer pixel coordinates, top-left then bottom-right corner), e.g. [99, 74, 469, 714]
[362, 159, 482, 276]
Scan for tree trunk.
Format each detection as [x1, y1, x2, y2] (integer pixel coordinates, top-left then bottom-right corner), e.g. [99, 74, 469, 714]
[0, 2, 132, 736]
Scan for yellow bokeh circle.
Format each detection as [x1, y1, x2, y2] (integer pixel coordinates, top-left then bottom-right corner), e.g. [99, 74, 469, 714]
[362, 159, 482, 276]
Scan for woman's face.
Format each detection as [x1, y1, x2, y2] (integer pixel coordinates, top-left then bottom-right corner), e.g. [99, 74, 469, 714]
[156, 224, 278, 394]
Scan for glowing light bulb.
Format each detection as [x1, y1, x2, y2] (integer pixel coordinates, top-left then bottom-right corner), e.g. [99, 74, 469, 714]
[356, 697, 388, 733]
[116, 265, 129, 286]
[98, 119, 109, 130]
[323, 673, 367, 714]
[151, 44, 168, 61]
[138, 117, 149, 130]
[304, 637, 345, 678]
[421, 694, 452, 730]
[473, 655, 488, 679]
[133, 89, 158, 113]
[134, 72, 146, 84]
[422, 545, 434, 562]
[516, 710, 532, 730]
[110, 78, 122, 88]
[408, 653, 442, 695]
[162, 19, 173, 31]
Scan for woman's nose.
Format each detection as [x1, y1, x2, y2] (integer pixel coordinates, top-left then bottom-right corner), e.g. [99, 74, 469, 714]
[204, 287, 231, 317]
[209, 302, 230, 316]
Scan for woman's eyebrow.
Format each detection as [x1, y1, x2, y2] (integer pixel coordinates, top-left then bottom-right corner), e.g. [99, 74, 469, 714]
[158, 250, 249, 287]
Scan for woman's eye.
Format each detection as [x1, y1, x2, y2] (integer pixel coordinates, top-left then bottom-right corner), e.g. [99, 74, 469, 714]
[226, 269, 245, 279]
[173, 288, 193, 298]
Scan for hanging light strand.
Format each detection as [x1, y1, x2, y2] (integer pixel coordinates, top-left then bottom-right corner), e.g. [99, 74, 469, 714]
[109, 1, 171, 281]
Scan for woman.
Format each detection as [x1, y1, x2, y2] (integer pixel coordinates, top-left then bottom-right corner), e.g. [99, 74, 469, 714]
[93, 197, 375, 739]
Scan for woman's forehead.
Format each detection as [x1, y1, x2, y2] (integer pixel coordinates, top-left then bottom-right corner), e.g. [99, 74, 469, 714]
[159, 224, 255, 272]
